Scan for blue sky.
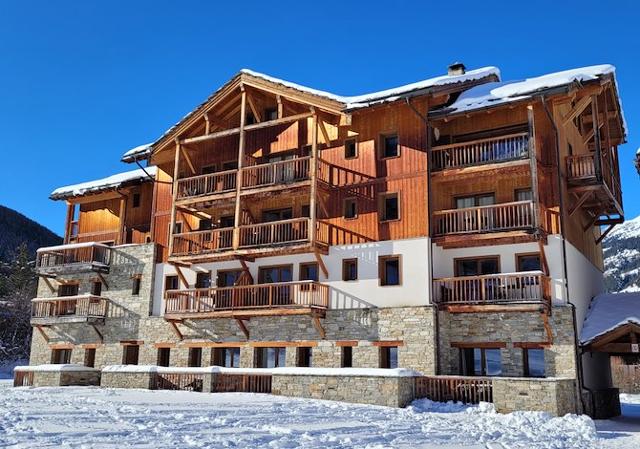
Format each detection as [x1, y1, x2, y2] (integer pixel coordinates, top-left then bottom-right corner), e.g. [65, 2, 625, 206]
[0, 1, 638, 236]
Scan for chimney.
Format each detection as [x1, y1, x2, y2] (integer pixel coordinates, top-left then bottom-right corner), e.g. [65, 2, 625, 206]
[448, 62, 466, 76]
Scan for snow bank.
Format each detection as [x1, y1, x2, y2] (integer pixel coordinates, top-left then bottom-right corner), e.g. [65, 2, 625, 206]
[14, 364, 100, 372]
[581, 292, 640, 344]
[50, 166, 157, 200]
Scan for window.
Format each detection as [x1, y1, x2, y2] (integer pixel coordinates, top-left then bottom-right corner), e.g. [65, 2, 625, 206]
[188, 348, 202, 367]
[165, 275, 179, 291]
[258, 265, 293, 284]
[219, 215, 235, 228]
[379, 346, 399, 369]
[460, 347, 502, 376]
[296, 347, 313, 367]
[246, 113, 256, 125]
[515, 188, 533, 202]
[262, 208, 293, 222]
[344, 198, 357, 219]
[455, 193, 495, 209]
[157, 348, 171, 367]
[132, 193, 141, 208]
[517, 253, 542, 272]
[174, 222, 183, 234]
[51, 348, 72, 364]
[199, 218, 212, 231]
[380, 134, 399, 159]
[217, 270, 241, 287]
[300, 263, 319, 282]
[341, 346, 353, 368]
[342, 259, 358, 281]
[196, 272, 212, 288]
[58, 283, 79, 297]
[212, 347, 240, 367]
[301, 205, 311, 218]
[122, 345, 140, 365]
[380, 192, 399, 221]
[84, 348, 96, 368]
[202, 164, 217, 175]
[344, 139, 358, 159]
[455, 256, 500, 276]
[265, 107, 278, 121]
[379, 256, 401, 286]
[132, 275, 141, 295]
[523, 348, 545, 377]
[254, 347, 286, 368]
[90, 281, 102, 297]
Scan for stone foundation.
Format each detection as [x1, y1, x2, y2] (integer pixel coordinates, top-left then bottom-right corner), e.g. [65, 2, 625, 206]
[100, 370, 155, 389]
[15, 367, 101, 387]
[493, 377, 577, 415]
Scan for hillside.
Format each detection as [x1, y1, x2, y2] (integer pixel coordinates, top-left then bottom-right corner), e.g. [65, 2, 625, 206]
[603, 214, 640, 293]
[0, 205, 61, 262]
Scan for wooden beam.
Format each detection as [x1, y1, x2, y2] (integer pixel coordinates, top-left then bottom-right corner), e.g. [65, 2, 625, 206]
[561, 95, 592, 127]
[596, 223, 616, 245]
[97, 272, 109, 290]
[167, 140, 182, 257]
[591, 94, 603, 180]
[569, 191, 592, 217]
[36, 325, 49, 343]
[238, 258, 254, 284]
[233, 87, 248, 250]
[541, 311, 553, 344]
[180, 146, 197, 175]
[173, 264, 189, 288]
[43, 277, 57, 293]
[118, 195, 127, 245]
[167, 320, 184, 341]
[314, 250, 328, 279]
[312, 314, 325, 339]
[90, 324, 104, 343]
[204, 112, 211, 135]
[64, 203, 75, 244]
[319, 119, 331, 146]
[246, 91, 262, 123]
[309, 110, 318, 247]
[537, 240, 549, 276]
[235, 318, 250, 339]
[527, 105, 540, 229]
[276, 95, 283, 118]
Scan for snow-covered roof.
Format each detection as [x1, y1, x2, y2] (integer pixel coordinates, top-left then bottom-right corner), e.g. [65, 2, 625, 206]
[432, 64, 620, 119]
[121, 143, 153, 163]
[581, 292, 640, 345]
[50, 166, 157, 200]
[15, 364, 100, 372]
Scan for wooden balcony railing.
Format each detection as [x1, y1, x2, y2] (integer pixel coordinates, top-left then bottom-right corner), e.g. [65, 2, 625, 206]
[432, 201, 534, 236]
[566, 153, 622, 207]
[36, 242, 111, 274]
[31, 295, 109, 323]
[171, 228, 234, 256]
[566, 154, 597, 180]
[431, 132, 529, 171]
[432, 272, 550, 305]
[239, 218, 310, 248]
[242, 157, 311, 189]
[164, 281, 329, 317]
[415, 376, 493, 404]
[176, 169, 237, 200]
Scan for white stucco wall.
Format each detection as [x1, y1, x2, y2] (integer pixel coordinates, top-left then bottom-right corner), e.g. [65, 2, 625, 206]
[152, 237, 431, 315]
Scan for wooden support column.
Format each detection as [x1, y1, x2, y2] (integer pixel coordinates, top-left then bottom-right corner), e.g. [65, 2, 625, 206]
[167, 320, 184, 340]
[238, 259, 254, 284]
[314, 250, 328, 279]
[276, 95, 283, 119]
[181, 146, 197, 175]
[173, 264, 189, 288]
[527, 105, 540, 229]
[204, 112, 211, 135]
[235, 318, 250, 339]
[43, 277, 57, 293]
[569, 191, 592, 217]
[232, 87, 248, 250]
[64, 203, 75, 243]
[167, 139, 182, 257]
[309, 110, 318, 246]
[90, 324, 104, 343]
[312, 314, 326, 339]
[36, 325, 49, 343]
[118, 194, 127, 245]
[591, 95, 603, 181]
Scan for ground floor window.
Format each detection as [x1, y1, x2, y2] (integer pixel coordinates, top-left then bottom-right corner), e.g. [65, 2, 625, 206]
[379, 346, 399, 369]
[157, 348, 171, 367]
[212, 347, 240, 367]
[84, 348, 96, 367]
[296, 347, 313, 367]
[122, 344, 140, 365]
[254, 347, 286, 368]
[523, 348, 545, 377]
[460, 347, 502, 376]
[341, 346, 353, 368]
[51, 348, 72, 364]
[188, 347, 202, 367]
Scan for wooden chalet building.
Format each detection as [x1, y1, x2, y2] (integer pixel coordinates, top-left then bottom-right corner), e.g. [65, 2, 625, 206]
[25, 62, 627, 413]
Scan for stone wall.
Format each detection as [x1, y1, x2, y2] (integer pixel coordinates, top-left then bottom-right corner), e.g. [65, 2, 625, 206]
[437, 306, 577, 378]
[272, 374, 415, 408]
[492, 377, 577, 415]
[101, 371, 154, 389]
[21, 369, 101, 387]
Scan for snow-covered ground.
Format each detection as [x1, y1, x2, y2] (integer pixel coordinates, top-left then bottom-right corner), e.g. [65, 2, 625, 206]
[0, 380, 638, 449]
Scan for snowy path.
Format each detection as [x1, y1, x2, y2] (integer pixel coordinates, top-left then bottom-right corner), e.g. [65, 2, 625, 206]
[0, 379, 629, 449]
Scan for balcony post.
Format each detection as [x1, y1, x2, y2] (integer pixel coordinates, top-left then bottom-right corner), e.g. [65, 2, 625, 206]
[527, 106, 541, 230]
[168, 139, 182, 257]
[233, 86, 248, 250]
[309, 110, 318, 246]
[591, 95, 603, 182]
[64, 203, 75, 244]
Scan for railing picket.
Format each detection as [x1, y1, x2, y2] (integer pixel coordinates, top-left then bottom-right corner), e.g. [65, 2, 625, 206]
[431, 133, 529, 171]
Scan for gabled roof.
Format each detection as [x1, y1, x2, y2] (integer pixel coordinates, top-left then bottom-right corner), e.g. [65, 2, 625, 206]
[581, 292, 640, 345]
[121, 66, 500, 162]
[50, 166, 157, 201]
[430, 65, 626, 137]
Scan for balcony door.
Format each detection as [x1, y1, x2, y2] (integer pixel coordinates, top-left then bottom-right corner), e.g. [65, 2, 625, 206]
[57, 283, 79, 315]
[258, 265, 293, 306]
[455, 194, 495, 232]
[267, 153, 295, 184]
[216, 270, 242, 308]
[261, 208, 294, 245]
[454, 257, 500, 303]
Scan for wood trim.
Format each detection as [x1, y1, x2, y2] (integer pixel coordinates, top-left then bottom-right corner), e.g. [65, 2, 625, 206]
[49, 343, 74, 349]
[513, 342, 551, 349]
[344, 138, 358, 159]
[378, 191, 401, 223]
[120, 340, 144, 346]
[335, 340, 359, 347]
[450, 341, 507, 349]
[342, 258, 358, 281]
[372, 340, 404, 347]
[514, 252, 542, 272]
[248, 341, 319, 348]
[153, 342, 177, 349]
[299, 262, 319, 281]
[378, 132, 401, 160]
[81, 343, 103, 349]
[453, 255, 501, 277]
[378, 254, 402, 286]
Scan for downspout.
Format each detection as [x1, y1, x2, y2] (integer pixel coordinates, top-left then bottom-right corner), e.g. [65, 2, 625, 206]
[541, 96, 590, 414]
[406, 97, 440, 375]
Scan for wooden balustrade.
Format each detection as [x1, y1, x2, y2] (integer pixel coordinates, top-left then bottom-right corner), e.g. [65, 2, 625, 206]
[31, 295, 109, 321]
[152, 373, 204, 392]
[171, 228, 234, 256]
[239, 218, 310, 248]
[164, 281, 329, 316]
[415, 376, 493, 404]
[242, 157, 310, 189]
[176, 169, 237, 200]
[567, 153, 623, 208]
[432, 272, 550, 305]
[431, 132, 529, 171]
[432, 201, 534, 236]
[212, 373, 272, 393]
[36, 243, 111, 273]
[566, 154, 597, 180]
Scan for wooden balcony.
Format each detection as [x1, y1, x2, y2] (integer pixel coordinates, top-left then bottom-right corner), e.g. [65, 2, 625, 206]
[164, 281, 329, 320]
[176, 169, 237, 202]
[432, 201, 535, 237]
[239, 218, 310, 249]
[171, 228, 234, 257]
[31, 295, 108, 325]
[566, 153, 623, 218]
[241, 157, 310, 190]
[431, 133, 529, 172]
[433, 272, 550, 309]
[36, 242, 111, 276]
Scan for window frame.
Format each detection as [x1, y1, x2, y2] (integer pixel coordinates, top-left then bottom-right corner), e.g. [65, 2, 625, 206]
[453, 192, 496, 209]
[157, 347, 171, 367]
[522, 347, 546, 378]
[164, 275, 179, 292]
[296, 347, 313, 367]
[258, 264, 294, 284]
[254, 347, 286, 368]
[195, 271, 212, 289]
[343, 197, 358, 220]
[132, 192, 141, 208]
[379, 133, 400, 159]
[515, 253, 542, 272]
[90, 280, 102, 297]
[51, 348, 72, 364]
[341, 346, 353, 368]
[344, 138, 358, 160]
[379, 192, 400, 222]
[459, 346, 503, 376]
[299, 262, 319, 282]
[84, 348, 96, 368]
[379, 346, 399, 369]
[188, 347, 203, 367]
[514, 188, 533, 202]
[122, 344, 140, 365]
[132, 274, 142, 295]
[454, 255, 501, 277]
[342, 258, 358, 282]
[379, 255, 402, 287]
